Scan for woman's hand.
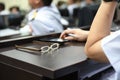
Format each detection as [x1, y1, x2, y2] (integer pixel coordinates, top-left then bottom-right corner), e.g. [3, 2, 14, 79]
[60, 29, 89, 41]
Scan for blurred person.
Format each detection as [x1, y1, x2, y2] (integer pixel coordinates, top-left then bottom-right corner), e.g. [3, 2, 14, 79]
[80, 0, 96, 8]
[67, 0, 79, 16]
[0, 3, 9, 15]
[86, 0, 96, 5]
[57, 1, 67, 9]
[9, 6, 20, 15]
[20, 0, 63, 36]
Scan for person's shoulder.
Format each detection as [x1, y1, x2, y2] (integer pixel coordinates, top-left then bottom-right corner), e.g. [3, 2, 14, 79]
[38, 6, 57, 16]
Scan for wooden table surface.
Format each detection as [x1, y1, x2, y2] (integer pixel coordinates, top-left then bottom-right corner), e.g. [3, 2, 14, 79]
[0, 33, 111, 80]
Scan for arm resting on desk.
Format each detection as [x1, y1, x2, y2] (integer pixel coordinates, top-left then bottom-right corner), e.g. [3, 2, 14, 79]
[85, 1, 117, 62]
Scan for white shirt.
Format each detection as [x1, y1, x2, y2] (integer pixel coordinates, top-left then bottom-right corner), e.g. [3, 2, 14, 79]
[0, 10, 10, 15]
[21, 4, 63, 36]
[101, 30, 120, 80]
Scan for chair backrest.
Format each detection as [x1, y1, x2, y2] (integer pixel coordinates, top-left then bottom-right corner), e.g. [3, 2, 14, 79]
[77, 4, 100, 29]
[8, 14, 24, 27]
[58, 8, 69, 17]
[0, 15, 8, 29]
[73, 7, 80, 18]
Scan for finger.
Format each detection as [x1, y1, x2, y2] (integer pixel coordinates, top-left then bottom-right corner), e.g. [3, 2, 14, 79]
[60, 31, 67, 39]
[60, 30, 71, 38]
[60, 29, 76, 39]
[65, 36, 75, 41]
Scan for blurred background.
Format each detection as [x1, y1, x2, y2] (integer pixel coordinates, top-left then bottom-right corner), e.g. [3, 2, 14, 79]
[0, 0, 120, 40]
[0, 0, 81, 14]
[0, 0, 62, 11]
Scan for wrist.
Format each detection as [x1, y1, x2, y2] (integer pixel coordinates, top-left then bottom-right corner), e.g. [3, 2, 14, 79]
[84, 31, 89, 41]
[102, 1, 117, 6]
[103, 0, 120, 3]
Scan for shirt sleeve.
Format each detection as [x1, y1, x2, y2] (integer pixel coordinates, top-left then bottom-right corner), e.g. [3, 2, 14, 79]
[101, 30, 120, 73]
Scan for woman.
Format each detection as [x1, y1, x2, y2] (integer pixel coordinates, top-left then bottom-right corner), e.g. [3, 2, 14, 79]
[60, 0, 120, 79]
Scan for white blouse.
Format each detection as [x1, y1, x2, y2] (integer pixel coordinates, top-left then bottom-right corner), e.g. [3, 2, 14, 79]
[101, 30, 120, 80]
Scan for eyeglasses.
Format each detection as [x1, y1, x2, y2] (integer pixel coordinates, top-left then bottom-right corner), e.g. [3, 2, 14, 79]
[40, 43, 60, 53]
[15, 42, 60, 54]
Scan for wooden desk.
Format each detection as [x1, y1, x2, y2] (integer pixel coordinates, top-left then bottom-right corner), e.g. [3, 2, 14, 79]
[0, 33, 111, 80]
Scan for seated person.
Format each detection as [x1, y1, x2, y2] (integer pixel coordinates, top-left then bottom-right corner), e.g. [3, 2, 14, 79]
[0, 3, 10, 15]
[60, 0, 120, 79]
[9, 6, 20, 15]
[20, 0, 63, 36]
[67, 0, 79, 16]
[57, 1, 67, 9]
[86, 0, 96, 6]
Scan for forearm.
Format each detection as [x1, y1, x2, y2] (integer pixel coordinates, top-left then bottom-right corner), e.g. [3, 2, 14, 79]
[85, 1, 117, 62]
[86, 1, 117, 49]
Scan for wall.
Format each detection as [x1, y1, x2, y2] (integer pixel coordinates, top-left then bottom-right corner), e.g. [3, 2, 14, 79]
[0, 0, 29, 11]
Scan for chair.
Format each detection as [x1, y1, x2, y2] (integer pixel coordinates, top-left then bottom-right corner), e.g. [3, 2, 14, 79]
[8, 14, 25, 27]
[0, 15, 8, 29]
[77, 4, 100, 30]
[58, 8, 69, 17]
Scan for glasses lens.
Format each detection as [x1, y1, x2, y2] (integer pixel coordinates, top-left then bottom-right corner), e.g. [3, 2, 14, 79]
[41, 46, 50, 53]
[51, 43, 60, 50]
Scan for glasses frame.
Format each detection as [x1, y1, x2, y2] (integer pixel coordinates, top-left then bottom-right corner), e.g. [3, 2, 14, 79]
[40, 43, 60, 53]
